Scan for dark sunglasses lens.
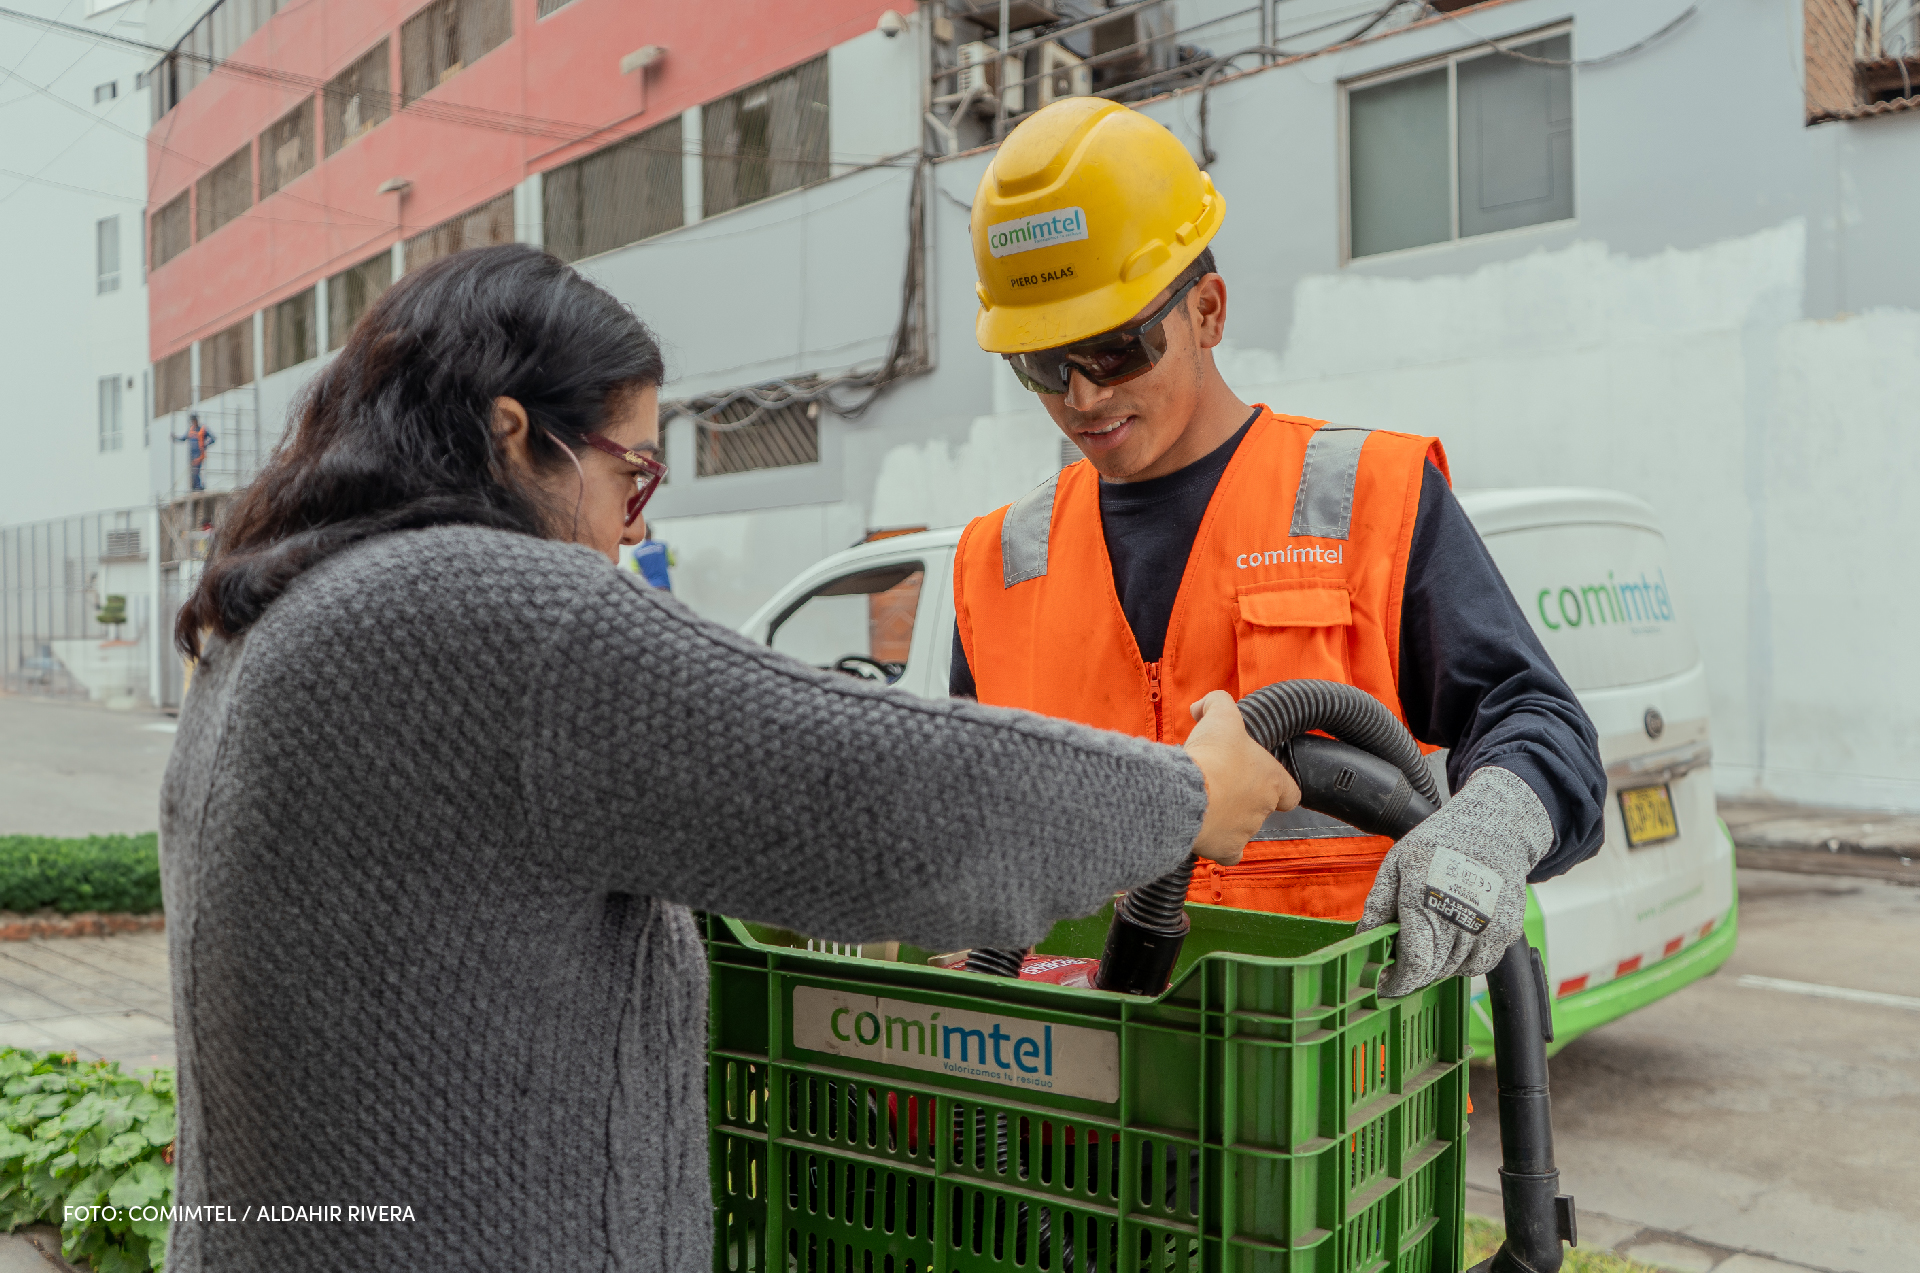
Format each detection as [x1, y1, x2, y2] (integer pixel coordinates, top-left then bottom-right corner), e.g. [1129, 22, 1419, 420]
[1006, 355, 1064, 394]
[1068, 339, 1151, 384]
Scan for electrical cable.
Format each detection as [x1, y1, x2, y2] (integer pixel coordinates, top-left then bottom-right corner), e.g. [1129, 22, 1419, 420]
[1195, 1, 1415, 167]
[0, 4, 901, 168]
[1419, 1, 1699, 68]
[665, 156, 931, 433]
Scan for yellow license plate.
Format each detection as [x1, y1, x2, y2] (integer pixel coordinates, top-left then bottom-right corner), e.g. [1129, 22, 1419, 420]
[1620, 783, 1679, 847]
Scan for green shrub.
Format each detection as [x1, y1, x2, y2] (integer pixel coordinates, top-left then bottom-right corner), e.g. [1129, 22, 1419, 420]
[0, 1050, 174, 1272]
[0, 836, 161, 915]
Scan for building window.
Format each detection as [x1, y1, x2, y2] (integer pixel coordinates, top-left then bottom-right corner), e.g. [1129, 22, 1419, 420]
[151, 191, 190, 269]
[97, 376, 124, 452]
[536, 0, 576, 16]
[702, 57, 830, 219]
[543, 118, 684, 264]
[135, 69, 150, 91]
[328, 252, 393, 350]
[93, 81, 117, 104]
[264, 289, 317, 374]
[400, 0, 511, 106]
[1346, 31, 1572, 260]
[404, 192, 515, 273]
[259, 98, 315, 198]
[325, 40, 391, 156]
[199, 318, 255, 399]
[194, 143, 254, 242]
[96, 216, 120, 294]
[695, 399, 820, 477]
[155, 349, 191, 416]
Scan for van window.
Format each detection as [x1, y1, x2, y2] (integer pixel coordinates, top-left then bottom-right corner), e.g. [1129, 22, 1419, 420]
[1479, 524, 1698, 691]
[768, 563, 924, 685]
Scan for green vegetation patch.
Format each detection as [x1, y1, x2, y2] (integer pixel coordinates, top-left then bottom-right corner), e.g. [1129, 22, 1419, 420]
[0, 835, 161, 916]
[1466, 1215, 1664, 1271]
[0, 1049, 174, 1272]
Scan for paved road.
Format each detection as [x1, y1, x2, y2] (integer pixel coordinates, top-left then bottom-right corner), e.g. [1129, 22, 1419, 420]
[0, 695, 175, 838]
[1467, 868, 1920, 1273]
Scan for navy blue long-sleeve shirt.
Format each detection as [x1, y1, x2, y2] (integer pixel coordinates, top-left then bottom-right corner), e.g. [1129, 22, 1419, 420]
[950, 420, 1606, 881]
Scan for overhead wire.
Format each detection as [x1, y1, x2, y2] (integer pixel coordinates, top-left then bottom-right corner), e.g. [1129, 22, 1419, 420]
[665, 156, 931, 433]
[1418, 1, 1699, 67]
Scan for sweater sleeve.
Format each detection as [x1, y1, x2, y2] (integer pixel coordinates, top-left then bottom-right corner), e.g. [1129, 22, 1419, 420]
[526, 560, 1207, 952]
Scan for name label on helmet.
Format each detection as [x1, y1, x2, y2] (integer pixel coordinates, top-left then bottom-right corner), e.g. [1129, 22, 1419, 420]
[987, 207, 1088, 258]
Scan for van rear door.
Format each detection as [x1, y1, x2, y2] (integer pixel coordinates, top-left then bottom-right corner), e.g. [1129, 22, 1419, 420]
[1460, 490, 1732, 1007]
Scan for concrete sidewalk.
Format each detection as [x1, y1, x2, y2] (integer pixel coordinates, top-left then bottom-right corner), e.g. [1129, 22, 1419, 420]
[1720, 799, 1920, 886]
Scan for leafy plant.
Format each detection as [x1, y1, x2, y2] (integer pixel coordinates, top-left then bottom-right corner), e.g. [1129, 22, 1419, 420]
[0, 836, 162, 915]
[0, 1050, 174, 1272]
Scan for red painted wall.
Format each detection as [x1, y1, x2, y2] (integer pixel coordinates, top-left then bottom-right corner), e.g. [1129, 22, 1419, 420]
[147, 0, 903, 360]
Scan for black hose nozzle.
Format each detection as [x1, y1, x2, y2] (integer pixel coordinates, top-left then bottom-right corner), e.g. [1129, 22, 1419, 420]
[1094, 856, 1196, 995]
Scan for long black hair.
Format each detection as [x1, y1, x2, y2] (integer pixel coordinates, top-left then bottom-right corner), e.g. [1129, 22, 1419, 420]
[176, 244, 664, 657]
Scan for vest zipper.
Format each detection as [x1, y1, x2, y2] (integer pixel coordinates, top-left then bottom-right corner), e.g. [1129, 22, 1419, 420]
[1145, 661, 1163, 740]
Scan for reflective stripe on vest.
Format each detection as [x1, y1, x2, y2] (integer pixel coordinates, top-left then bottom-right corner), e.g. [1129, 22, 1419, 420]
[1289, 426, 1371, 540]
[1001, 472, 1058, 587]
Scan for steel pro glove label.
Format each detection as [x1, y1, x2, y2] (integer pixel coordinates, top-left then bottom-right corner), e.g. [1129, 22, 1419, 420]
[1424, 846, 1503, 935]
[791, 985, 1118, 1104]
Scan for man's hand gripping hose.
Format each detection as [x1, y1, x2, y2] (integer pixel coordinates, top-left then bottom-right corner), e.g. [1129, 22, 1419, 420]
[1359, 766, 1551, 998]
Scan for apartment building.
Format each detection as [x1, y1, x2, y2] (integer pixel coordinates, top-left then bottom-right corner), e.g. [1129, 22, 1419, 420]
[0, 0, 161, 705]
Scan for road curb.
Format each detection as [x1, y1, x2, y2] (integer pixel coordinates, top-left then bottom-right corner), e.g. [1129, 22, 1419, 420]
[0, 913, 164, 942]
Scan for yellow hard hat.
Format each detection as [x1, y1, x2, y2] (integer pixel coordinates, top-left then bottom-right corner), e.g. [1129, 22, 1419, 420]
[972, 97, 1224, 355]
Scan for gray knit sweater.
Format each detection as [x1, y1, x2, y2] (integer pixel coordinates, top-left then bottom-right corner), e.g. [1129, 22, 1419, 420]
[158, 525, 1206, 1271]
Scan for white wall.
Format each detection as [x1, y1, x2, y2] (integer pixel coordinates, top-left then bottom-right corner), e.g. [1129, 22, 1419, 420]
[0, 0, 156, 527]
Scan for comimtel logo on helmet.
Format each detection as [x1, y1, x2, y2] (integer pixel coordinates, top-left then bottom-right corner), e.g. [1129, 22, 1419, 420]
[972, 97, 1224, 355]
[987, 207, 1090, 258]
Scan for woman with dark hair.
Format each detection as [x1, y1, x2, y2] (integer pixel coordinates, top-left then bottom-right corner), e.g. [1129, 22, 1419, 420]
[160, 244, 1292, 1270]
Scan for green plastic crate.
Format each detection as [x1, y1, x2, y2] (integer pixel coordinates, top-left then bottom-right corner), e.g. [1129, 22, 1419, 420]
[705, 901, 1467, 1273]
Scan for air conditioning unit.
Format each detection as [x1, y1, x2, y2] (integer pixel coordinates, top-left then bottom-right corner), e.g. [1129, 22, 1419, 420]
[957, 41, 1025, 114]
[1039, 42, 1090, 104]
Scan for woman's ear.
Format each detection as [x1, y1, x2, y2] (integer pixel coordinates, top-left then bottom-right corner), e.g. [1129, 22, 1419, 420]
[492, 396, 533, 476]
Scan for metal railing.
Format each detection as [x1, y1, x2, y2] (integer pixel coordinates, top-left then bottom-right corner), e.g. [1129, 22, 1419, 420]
[0, 510, 154, 702]
[926, 0, 1412, 149]
[1859, 0, 1920, 101]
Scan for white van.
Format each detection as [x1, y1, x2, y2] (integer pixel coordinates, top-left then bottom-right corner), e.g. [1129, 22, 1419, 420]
[739, 489, 1736, 1049]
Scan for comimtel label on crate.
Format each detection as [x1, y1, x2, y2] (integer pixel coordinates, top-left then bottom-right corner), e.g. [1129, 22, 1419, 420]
[791, 986, 1118, 1104]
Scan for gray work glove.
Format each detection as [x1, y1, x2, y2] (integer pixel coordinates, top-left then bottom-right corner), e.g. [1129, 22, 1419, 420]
[1357, 766, 1552, 999]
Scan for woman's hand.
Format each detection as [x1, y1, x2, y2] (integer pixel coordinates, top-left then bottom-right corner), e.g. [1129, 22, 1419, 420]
[1182, 691, 1300, 866]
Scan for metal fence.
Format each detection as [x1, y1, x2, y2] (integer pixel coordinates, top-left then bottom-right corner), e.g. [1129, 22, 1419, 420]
[0, 510, 154, 702]
[927, 0, 1411, 150]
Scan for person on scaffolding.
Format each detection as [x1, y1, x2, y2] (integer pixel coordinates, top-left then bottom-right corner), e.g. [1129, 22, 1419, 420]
[949, 98, 1609, 997]
[174, 412, 215, 491]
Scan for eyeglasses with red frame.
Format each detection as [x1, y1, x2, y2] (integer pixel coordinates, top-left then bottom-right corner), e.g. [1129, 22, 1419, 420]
[580, 433, 669, 527]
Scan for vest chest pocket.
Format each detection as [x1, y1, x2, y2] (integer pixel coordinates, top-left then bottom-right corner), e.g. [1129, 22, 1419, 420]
[1233, 581, 1354, 696]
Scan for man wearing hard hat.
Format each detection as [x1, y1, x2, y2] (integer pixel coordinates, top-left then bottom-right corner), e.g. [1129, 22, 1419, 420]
[950, 98, 1607, 997]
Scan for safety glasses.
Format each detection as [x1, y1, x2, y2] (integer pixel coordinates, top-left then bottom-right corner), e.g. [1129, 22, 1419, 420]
[1003, 276, 1201, 395]
[581, 433, 668, 527]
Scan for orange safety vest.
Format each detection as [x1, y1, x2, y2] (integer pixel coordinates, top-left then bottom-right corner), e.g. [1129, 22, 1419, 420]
[954, 408, 1449, 921]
